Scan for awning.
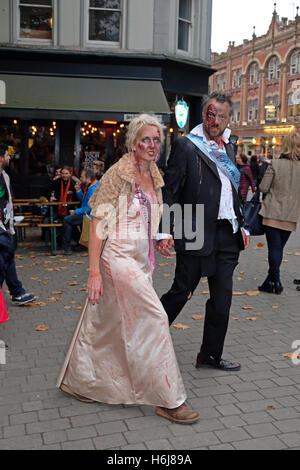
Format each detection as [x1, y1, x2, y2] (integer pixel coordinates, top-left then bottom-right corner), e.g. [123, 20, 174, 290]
[0, 74, 171, 122]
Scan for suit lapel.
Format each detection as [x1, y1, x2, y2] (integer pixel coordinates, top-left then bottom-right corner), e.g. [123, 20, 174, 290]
[194, 147, 220, 182]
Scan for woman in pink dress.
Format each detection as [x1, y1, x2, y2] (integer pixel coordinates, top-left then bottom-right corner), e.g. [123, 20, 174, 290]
[57, 114, 199, 425]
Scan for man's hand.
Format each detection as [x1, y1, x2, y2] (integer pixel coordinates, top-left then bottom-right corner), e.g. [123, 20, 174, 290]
[155, 238, 174, 257]
[241, 229, 250, 250]
[75, 182, 81, 192]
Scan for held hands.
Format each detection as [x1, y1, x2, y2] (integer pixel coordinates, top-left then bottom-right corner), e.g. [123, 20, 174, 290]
[155, 237, 174, 257]
[86, 272, 103, 305]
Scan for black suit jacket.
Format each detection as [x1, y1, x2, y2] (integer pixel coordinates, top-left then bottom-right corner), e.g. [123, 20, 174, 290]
[160, 136, 246, 256]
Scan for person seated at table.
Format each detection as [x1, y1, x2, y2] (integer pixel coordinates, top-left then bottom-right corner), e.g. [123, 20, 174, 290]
[92, 160, 105, 181]
[47, 166, 78, 221]
[53, 168, 99, 255]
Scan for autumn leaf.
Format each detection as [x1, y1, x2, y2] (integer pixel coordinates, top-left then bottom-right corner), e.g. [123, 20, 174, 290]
[35, 325, 49, 331]
[272, 306, 280, 309]
[282, 353, 300, 359]
[239, 271, 245, 275]
[233, 292, 246, 296]
[75, 261, 84, 265]
[273, 330, 279, 334]
[173, 323, 190, 330]
[67, 282, 78, 286]
[232, 317, 239, 321]
[35, 302, 47, 307]
[242, 306, 253, 310]
[253, 312, 262, 317]
[163, 274, 170, 278]
[74, 306, 83, 311]
[192, 315, 205, 320]
[64, 306, 72, 310]
[202, 290, 209, 295]
[257, 243, 264, 248]
[247, 317, 258, 321]
[294, 253, 300, 256]
[267, 405, 275, 410]
[246, 290, 260, 296]
[81, 253, 89, 257]
[236, 277, 244, 281]
[30, 277, 39, 281]
[159, 263, 169, 267]
[52, 291, 64, 295]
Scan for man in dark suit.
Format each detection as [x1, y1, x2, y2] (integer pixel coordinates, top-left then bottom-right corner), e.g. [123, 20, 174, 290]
[156, 92, 250, 372]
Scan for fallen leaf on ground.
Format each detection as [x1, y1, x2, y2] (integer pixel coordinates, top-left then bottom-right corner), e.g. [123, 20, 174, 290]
[48, 297, 62, 302]
[233, 292, 246, 296]
[201, 279, 208, 284]
[192, 315, 205, 320]
[163, 274, 170, 278]
[35, 302, 47, 307]
[242, 306, 253, 310]
[35, 325, 49, 331]
[294, 253, 300, 256]
[173, 323, 190, 330]
[282, 260, 288, 263]
[253, 312, 262, 317]
[81, 253, 89, 257]
[30, 277, 39, 281]
[257, 243, 264, 247]
[75, 261, 84, 265]
[75, 306, 83, 310]
[246, 290, 260, 296]
[273, 330, 279, 334]
[282, 353, 300, 359]
[64, 306, 72, 310]
[247, 317, 258, 321]
[67, 282, 78, 286]
[272, 306, 280, 309]
[236, 277, 244, 281]
[267, 406, 275, 410]
[202, 290, 209, 295]
[232, 317, 239, 320]
[52, 291, 64, 295]
[239, 271, 245, 275]
[159, 263, 169, 267]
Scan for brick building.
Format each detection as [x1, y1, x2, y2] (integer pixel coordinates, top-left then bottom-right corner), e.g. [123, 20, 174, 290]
[210, 6, 300, 157]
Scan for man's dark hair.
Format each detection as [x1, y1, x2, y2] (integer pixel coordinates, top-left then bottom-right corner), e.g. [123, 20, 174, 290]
[82, 168, 95, 181]
[202, 92, 233, 116]
[0, 143, 8, 158]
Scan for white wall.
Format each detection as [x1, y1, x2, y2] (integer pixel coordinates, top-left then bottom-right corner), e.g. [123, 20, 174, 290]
[0, 0, 10, 43]
[127, 0, 154, 51]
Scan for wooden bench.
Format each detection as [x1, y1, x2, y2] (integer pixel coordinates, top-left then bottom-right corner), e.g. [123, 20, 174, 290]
[37, 223, 63, 252]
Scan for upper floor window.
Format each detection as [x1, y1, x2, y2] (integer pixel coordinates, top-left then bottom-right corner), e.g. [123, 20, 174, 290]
[249, 63, 259, 85]
[19, 0, 53, 40]
[290, 50, 300, 75]
[232, 72, 236, 89]
[248, 100, 253, 121]
[222, 72, 226, 90]
[216, 75, 220, 91]
[253, 98, 258, 120]
[178, 0, 192, 52]
[268, 56, 280, 81]
[232, 102, 240, 123]
[89, 0, 122, 43]
[288, 92, 294, 116]
[237, 68, 242, 87]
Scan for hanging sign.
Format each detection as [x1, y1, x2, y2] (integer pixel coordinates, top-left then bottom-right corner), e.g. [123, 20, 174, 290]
[175, 100, 189, 129]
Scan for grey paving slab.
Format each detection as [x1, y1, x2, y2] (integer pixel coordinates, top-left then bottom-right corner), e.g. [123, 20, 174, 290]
[0, 229, 300, 449]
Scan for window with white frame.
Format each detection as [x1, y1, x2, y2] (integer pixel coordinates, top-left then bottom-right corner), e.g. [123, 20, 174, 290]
[290, 50, 300, 75]
[254, 98, 258, 120]
[222, 72, 226, 90]
[232, 102, 240, 123]
[249, 63, 259, 85]
[177, 0, 192, 52]
[268, 56, 280, 80]
[19, 0, 53, 40]
[89, 0, 122, 43]
[216, 75, 220, 91]
[248, 100, 253, 121]
[232, 71, 236, 89]
[237, 68, 242, 87]
[288, 92, 294, 116]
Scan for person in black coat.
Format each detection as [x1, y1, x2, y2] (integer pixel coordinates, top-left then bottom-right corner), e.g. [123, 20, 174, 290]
[156, 92, 250, 372]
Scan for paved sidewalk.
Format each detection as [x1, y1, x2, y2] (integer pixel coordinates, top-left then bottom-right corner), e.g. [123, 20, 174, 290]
[0, 229, 300, 450]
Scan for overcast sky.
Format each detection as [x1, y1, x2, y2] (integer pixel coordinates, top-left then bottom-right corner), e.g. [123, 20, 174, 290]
[211, 0, 298, 53]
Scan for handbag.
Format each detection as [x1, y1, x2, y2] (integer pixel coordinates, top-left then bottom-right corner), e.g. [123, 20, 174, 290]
[243, 192, 265, 236]
[79, 213, 91, 248]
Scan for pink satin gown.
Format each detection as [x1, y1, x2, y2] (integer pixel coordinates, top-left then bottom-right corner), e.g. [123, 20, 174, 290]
[56, 186, 186, 408]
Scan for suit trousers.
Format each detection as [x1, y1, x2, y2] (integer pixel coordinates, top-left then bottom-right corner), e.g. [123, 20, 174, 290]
[160, 220, 240, 361]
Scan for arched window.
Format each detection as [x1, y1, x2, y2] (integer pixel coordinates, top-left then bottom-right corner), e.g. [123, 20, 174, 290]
[248, 100, 253, 121]
[268, 56, 280, 80]
[290, 50, 300, 75]
[249, 63, 259, 85]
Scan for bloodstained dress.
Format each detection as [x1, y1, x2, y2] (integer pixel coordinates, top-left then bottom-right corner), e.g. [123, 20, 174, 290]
[56, 185, 186, 408]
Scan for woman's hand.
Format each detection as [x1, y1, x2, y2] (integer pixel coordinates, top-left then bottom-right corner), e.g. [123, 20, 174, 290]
[86, 272, 103, 305]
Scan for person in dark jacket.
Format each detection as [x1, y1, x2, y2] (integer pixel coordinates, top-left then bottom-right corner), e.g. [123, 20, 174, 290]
[250, 155, 259, 187]
[156, 92, 250, 372]
[236, 154, 256, 201]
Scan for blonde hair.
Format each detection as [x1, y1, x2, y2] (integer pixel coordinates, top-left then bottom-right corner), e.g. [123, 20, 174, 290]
[281, 133, 300, 161]
[126, 114, 165, 152]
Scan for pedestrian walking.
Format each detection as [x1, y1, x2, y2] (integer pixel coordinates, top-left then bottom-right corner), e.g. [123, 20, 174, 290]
[258, 133, 300, 294]
[56, 114, 199, 425]
[250, 155, 260, 187]
[236, 154, 256, 201]
[156, 92, 250, 372]
[0, 144, 36, 306]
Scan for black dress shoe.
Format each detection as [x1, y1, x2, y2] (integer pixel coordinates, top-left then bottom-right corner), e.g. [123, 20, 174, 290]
[273, 282, 283, 295]
[196, 355, 241, 371]
[297, 286, 300, 292]
[258, 280, 274, 293]
[294, 279, 300, 285]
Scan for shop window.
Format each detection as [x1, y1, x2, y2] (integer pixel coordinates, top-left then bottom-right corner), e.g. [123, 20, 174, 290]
[19, 0, 53, 40]
[177, 0, 192, 52]
[89, 0, 122, 43]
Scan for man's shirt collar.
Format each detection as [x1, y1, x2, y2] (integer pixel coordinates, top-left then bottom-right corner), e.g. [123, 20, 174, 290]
[191, 123, 231, 145]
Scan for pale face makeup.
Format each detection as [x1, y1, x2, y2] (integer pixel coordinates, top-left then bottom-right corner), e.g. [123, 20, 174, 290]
[133, 125, 161, 164]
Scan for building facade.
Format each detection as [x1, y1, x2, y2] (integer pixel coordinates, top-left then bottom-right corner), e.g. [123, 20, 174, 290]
[0, 0, 213, 197]
[209, 7, 300, 158]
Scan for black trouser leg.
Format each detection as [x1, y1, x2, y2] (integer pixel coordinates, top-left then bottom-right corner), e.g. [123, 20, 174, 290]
[200, 231, 239, 361]
[160, 254, 202, 325]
